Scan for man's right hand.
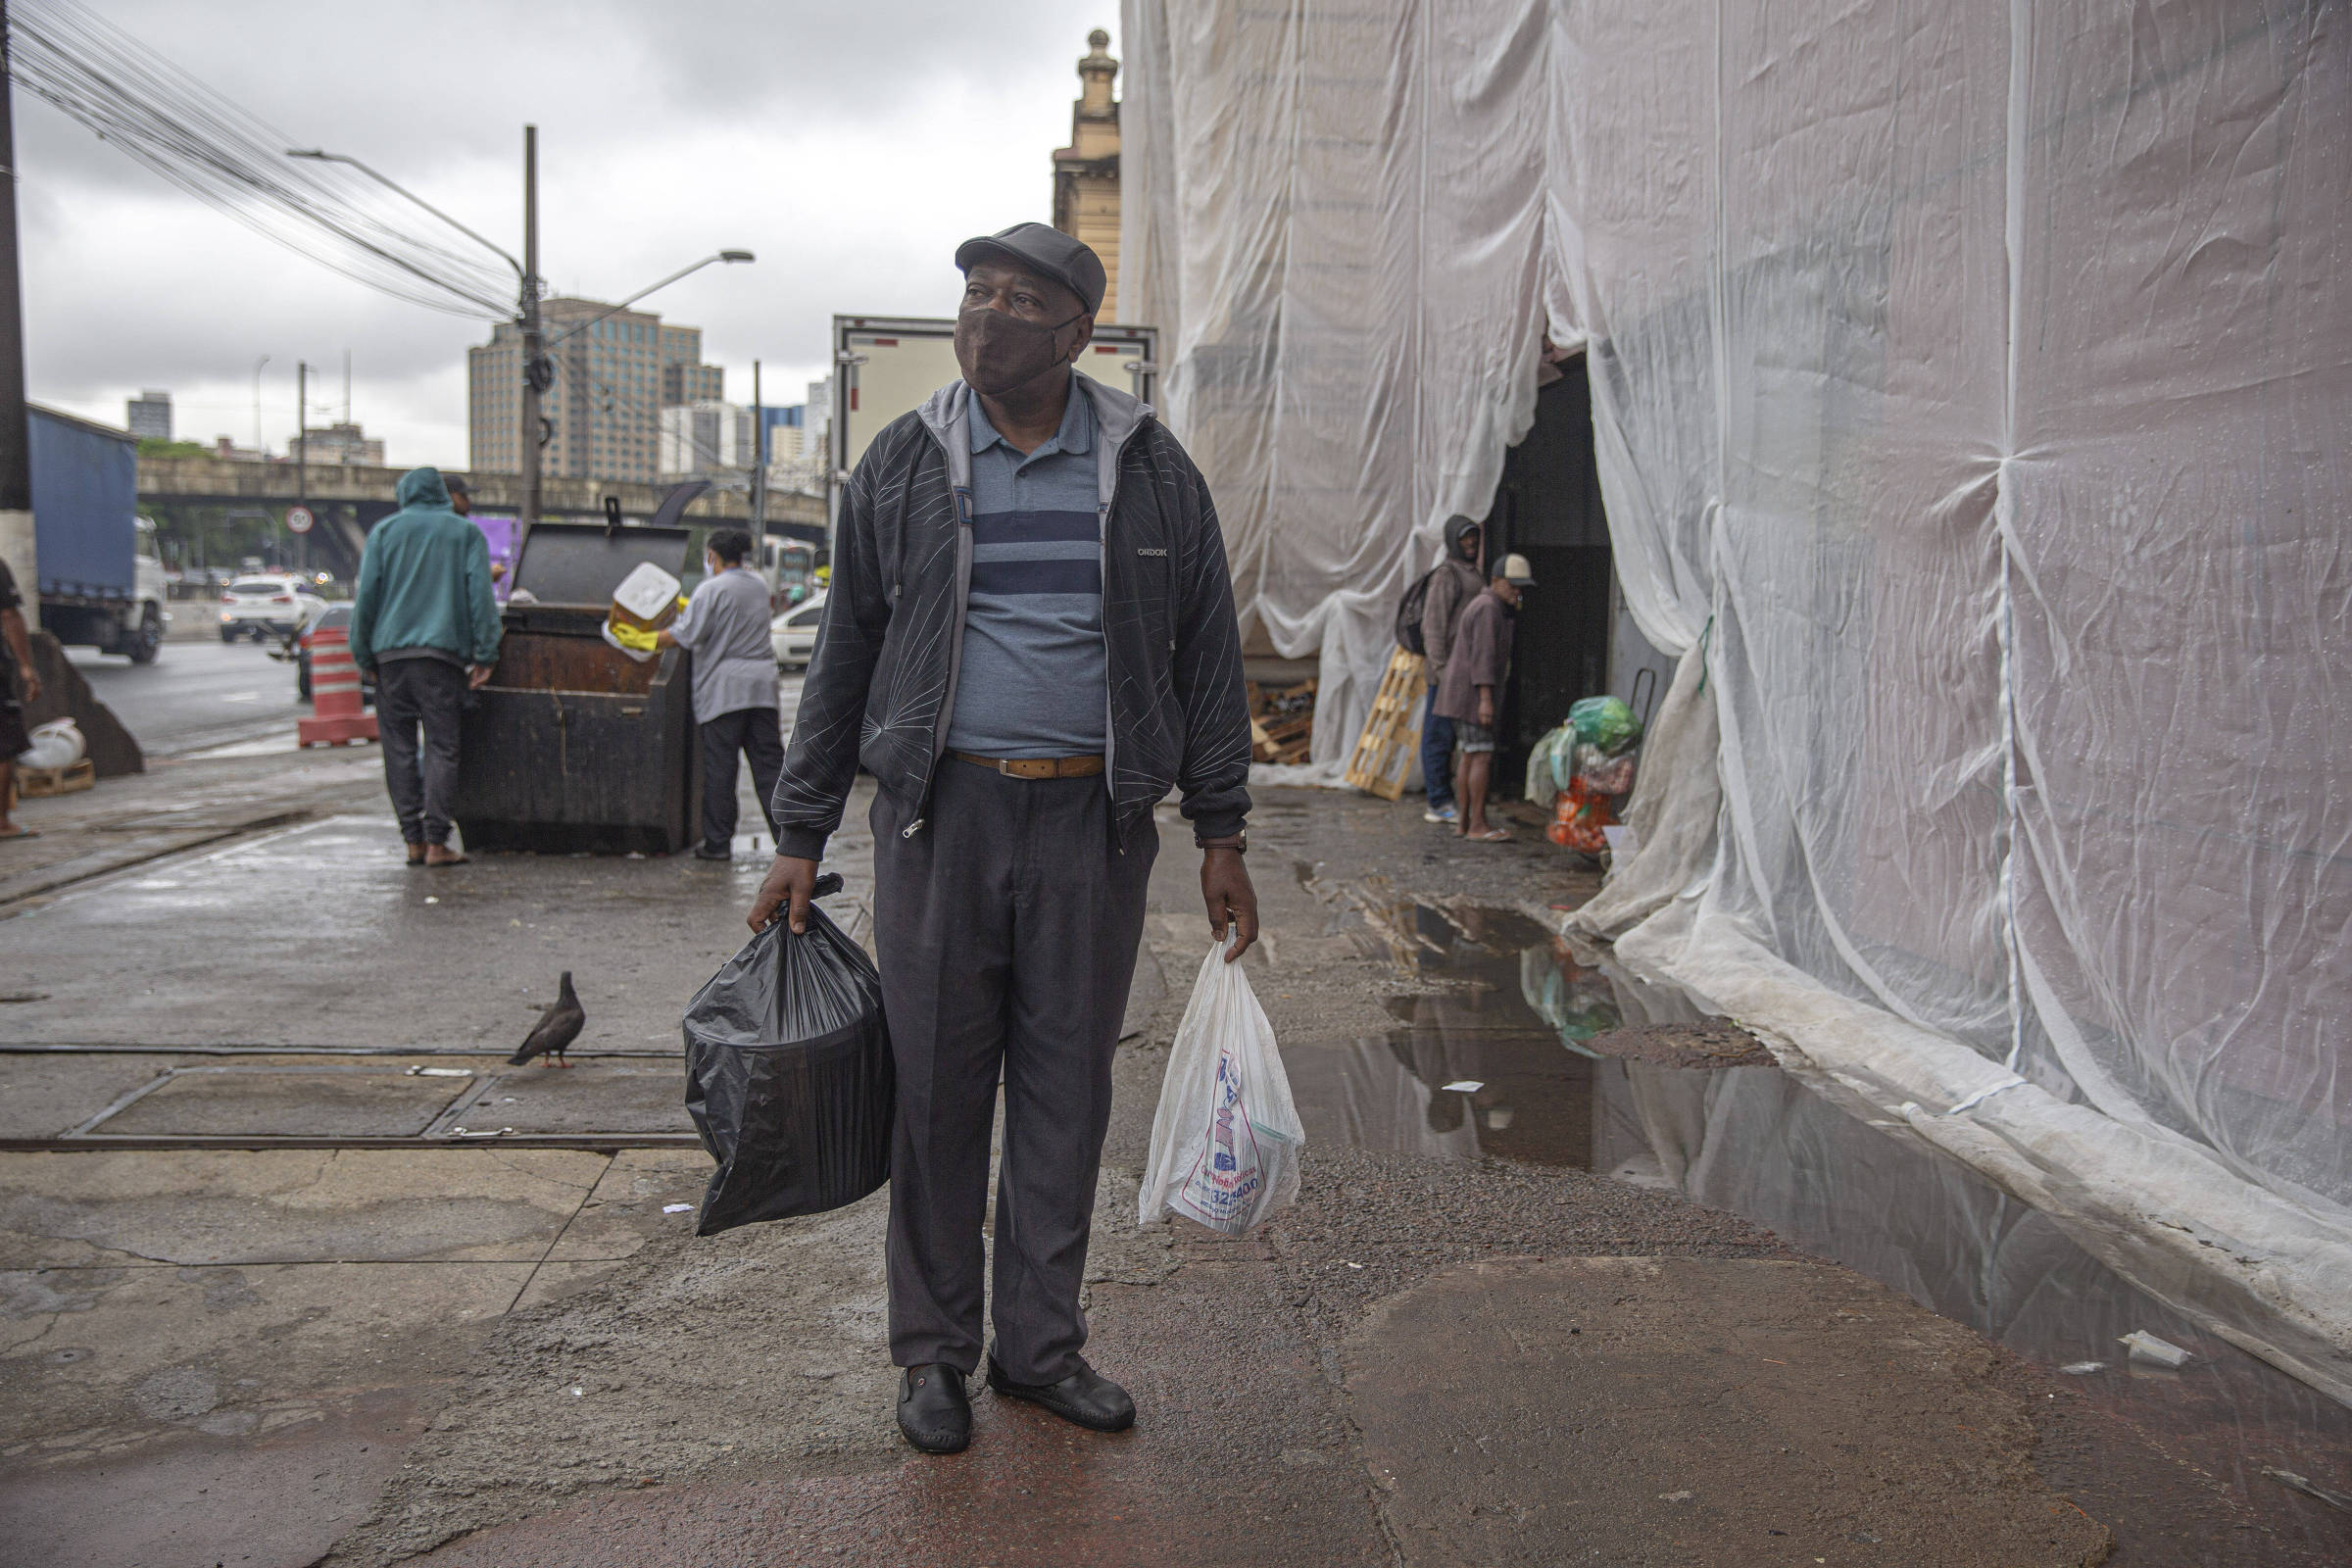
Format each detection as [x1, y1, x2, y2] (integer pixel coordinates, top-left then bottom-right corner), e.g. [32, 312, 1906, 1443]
[19, 669, 38, 705]
[750, 855, 817, 934]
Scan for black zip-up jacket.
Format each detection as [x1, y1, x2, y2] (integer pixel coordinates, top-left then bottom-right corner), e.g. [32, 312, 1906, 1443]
[769, 375, 1251, 859]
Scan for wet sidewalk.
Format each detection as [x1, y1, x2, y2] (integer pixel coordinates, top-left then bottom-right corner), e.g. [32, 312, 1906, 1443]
[0, 741, 382, 914]
[3, 787, 2348, 1566]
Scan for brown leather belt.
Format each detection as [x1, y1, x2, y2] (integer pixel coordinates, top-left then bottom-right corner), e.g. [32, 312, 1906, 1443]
[951, 751, 1105, 780]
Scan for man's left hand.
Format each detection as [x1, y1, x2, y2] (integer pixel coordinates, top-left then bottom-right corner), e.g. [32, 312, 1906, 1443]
[20, 670, 38, 705]
[466, 665, 493, 690]
[1200, 847, 1258, 963]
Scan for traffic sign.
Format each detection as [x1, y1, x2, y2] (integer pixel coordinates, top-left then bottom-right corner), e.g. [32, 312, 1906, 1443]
[286, 505, 315, 534]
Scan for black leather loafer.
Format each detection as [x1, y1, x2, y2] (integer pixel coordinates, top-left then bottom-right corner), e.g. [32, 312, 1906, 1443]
[897, 1363, 971, 1454]
[986, 1357, 1135, 1433]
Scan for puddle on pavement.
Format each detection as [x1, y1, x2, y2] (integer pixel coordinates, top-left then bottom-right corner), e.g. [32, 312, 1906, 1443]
[1283, 900, 2352, 1531]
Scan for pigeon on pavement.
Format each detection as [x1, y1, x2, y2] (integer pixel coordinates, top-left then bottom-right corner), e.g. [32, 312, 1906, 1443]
[510, 972, 585, 1067]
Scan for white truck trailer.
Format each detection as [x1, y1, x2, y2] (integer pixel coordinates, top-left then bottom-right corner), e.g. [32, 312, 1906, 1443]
[827, 315, 1158, 529]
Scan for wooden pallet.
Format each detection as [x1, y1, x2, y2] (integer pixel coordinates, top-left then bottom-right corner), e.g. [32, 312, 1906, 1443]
[17, 757, 95, 798]
[1344, 649, 1427, 800]
[1248, 677, 1318, 765]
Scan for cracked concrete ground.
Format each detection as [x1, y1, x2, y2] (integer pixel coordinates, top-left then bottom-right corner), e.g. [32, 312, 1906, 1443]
[3, 775, 2349, 1566]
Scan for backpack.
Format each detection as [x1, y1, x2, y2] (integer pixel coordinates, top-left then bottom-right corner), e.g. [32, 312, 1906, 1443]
[1395, 567, 1439, 655]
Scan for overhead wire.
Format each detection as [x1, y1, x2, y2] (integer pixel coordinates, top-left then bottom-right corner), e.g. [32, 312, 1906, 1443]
[8, 0, 514, 318]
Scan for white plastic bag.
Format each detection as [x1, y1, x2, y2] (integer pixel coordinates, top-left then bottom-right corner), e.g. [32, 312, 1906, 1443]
[17, 719, 84, 770]
[1138, 943, 1305, 1235]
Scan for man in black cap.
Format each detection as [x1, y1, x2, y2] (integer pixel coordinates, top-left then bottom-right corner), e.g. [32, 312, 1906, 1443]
[751, 222, 1257, 1455]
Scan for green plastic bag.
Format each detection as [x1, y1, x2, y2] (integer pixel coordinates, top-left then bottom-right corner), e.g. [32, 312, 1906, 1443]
[1568, 696, 1642, 756]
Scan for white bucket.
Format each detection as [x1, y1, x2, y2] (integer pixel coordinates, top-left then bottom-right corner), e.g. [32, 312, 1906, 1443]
[611, 563, 682, 622]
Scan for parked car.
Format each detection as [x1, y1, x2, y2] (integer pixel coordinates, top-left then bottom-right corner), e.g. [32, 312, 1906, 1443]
[218, 574, 324, 641]
[771, 591, 826, 668]
[283, 603, 375, 703]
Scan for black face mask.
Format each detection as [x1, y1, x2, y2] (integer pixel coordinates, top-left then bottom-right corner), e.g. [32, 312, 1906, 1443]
[955, 305, 1083, 396]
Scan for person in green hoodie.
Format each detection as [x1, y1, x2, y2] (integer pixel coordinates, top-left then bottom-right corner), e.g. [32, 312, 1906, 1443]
[349, 467, 502, 866]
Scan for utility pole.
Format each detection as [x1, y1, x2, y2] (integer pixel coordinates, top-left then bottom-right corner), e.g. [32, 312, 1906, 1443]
[517, 124, 545, 528]
[252, 355, 270, 454]
[295, 360, 308, 573]
[751, 359, 765, 542]
[0, 0, 36, 618]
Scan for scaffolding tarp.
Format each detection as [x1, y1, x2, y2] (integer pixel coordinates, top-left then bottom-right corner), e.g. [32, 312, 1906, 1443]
[1122, 0, 2352, 1397]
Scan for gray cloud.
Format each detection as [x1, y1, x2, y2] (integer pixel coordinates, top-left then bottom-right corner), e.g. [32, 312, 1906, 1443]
[22, 0, 1122, 466]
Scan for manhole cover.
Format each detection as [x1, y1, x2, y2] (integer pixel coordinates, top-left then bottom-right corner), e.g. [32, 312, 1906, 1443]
[477, 1067, 690, 1135]
[88, 1068, 473, 1138]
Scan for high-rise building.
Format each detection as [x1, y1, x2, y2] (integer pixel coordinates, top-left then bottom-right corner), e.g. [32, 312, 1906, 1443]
[658, 401, 756, 478]
[126, 389, 172, 442]
[805, 376, 832, 456]
[758, 403, 802, 454]
[662, 327, 724, 407]
[1052, 30, 1121, 319]
[468, 299, 725, 480]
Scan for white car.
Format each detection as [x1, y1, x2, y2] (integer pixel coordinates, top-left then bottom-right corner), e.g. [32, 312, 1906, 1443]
[218, 575, 326, 641]
[771, 591, 826, 668]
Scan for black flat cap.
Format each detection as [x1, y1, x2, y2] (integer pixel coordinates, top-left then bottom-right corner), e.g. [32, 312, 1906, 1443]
[444, 474, 470, 496]
[955, 222, 1106, 317]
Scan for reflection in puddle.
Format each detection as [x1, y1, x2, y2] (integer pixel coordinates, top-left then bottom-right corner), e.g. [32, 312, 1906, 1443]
[1283, 901, 2352, 1531]
[1289, 1032, 1594, 1167]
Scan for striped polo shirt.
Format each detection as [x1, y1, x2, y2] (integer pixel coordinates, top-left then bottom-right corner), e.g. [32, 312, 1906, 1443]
[943, 387, 1106, 758]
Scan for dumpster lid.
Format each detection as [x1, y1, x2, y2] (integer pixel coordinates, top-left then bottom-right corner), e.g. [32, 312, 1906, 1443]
[510, 522, 695, 610]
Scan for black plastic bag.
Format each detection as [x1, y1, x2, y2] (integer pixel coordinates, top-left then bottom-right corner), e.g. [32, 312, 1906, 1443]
[682, 873, 893, 1235]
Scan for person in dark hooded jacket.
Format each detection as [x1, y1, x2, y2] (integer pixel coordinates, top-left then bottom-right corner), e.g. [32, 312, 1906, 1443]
[349, 466, 501, 866]
[1417, 514, 1486, 822]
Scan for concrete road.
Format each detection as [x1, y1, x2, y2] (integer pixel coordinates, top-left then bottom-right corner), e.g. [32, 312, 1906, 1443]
[68, 638, 308, 759]
[68, 637, 808, 765]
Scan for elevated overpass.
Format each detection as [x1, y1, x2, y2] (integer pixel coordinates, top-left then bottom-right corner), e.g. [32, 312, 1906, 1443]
[139, 455, 826, 577]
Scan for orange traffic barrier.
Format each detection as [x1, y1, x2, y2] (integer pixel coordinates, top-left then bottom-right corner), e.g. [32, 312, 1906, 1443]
[298, 625, 379, 747]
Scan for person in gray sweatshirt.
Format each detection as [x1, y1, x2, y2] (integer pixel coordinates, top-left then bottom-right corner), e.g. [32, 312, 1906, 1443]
[653, 528, 782, 860]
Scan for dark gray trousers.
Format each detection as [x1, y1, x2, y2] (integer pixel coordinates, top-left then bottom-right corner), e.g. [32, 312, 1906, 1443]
[699, 704, 783, 852]
[870, 758, 1156, 1384]
[373, 657, 466, 846]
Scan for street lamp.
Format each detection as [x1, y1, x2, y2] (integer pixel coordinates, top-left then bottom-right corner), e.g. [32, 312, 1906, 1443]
[542, 251, 757, 349]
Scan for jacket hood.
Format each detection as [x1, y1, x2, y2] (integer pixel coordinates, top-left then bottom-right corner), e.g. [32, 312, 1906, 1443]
[1444, 513, 1484, 561]
[396, 466, 454, 511]
[917, 371, 1153, 457]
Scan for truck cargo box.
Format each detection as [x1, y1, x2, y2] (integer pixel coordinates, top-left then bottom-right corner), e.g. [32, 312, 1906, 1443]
[29, 405, 137, 603]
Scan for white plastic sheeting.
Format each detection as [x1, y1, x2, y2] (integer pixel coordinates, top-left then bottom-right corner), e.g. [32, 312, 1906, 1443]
[1122, 0, 2352, 1394]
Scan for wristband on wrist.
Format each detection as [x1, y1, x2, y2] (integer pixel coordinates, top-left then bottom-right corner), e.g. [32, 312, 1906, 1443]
[1196, 832, 1248, 853]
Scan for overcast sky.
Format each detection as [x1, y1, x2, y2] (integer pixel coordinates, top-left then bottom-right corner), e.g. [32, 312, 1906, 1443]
[19, 0, 1119, 469]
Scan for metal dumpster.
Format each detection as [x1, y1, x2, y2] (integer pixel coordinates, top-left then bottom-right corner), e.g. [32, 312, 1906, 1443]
[452, 522, 701, 855]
